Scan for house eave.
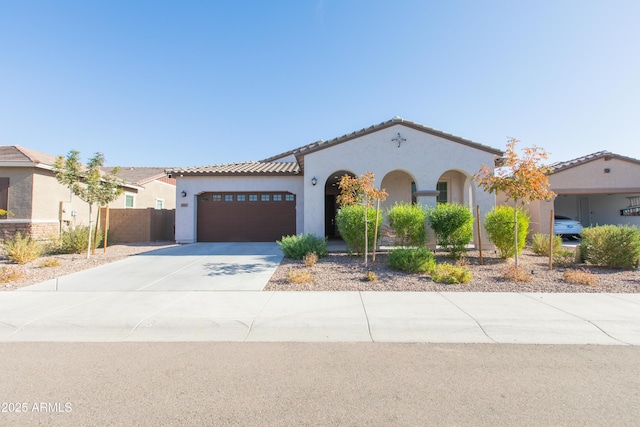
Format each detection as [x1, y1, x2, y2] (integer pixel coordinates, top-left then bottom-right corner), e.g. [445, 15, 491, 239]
[174, 171, 302, 178]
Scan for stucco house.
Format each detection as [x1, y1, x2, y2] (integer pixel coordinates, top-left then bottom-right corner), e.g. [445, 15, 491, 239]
[169, 117, 504, 244]
[101, 166, 177, 211]
[0, 146, 176, 240]
[527, 151, 640, 235]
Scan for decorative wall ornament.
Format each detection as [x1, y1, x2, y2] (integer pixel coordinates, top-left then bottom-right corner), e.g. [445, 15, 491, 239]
[391, 132, 406, 147]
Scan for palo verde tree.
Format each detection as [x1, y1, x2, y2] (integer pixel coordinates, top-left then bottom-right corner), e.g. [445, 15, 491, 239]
[54, 150, 124, 259]
[474, 138, 554, 267]
[336, 172, 388, 265]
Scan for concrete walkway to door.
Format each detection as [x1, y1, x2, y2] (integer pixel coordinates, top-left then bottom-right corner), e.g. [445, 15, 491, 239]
[22, 242, 283, 292]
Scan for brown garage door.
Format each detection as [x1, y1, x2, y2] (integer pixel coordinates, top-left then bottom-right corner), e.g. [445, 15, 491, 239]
[197, 192, 296, 242]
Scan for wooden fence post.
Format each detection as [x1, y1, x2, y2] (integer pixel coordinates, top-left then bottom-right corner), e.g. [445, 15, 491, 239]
[476, 205, 483, 265]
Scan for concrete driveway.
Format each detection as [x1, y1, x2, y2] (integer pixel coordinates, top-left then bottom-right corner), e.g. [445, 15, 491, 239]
[22, 242, 283, 292]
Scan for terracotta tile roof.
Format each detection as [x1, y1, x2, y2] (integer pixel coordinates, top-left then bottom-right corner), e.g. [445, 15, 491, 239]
[168, 161, 300, 176]
[0, 145, 59, 166]
[548, 151, 640, 173]
[101, 166, 175, 186]
[263, 117, 503, 163]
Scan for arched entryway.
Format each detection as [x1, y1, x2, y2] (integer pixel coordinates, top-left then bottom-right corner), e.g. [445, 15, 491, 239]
[380, 170, 417, 213]
[434, 169, 474, 208]
[324, 170, 355, 237]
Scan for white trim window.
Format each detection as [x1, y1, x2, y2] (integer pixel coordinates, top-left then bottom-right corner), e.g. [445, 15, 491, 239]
[155, 199, 164, 210]
[125, 194, 135, 209]
[436, 181, 449, 204]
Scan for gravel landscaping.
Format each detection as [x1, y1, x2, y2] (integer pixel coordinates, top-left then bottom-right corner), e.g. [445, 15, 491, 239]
[265, 248, 640, 293]
[1, 241, 638, 293]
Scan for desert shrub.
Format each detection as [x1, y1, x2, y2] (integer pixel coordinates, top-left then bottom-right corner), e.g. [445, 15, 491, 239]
[500, 265, 532, 283]
[2, 232, 42, 264]
[40, 258, 61, 268]
[426, 203, 474, 258]
[387, 202, 426, 247]
[336, 205, 382, 255]
[531, 233, 563, 256]
[388, 247, 435, 274]
[563, 268, 598, 286]
[484, 205, 530, 259]
[0, 266, 25, 283]
[48, 225, 103, 254]
[431, 263, 472, 284]
[277, 233, 328, 260]
[553, 249, 576, 267]
[303, 252, 318, 268]
[364, 271, 378, 282]
[580, 225, 640, 269]
[286, 268, 313, 284]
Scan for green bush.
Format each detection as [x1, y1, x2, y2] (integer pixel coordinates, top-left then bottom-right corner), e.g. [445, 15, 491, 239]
[48, 225, 103, 254]
[484, 205, 529, 259]
[387, 202, 427, 247]
[2, 232, 42, 264]
[431, 263, 472, 284]
[426, 203, 474, 257]
[277, 233, 328, 260]
[580, 225, 640, 269]
[388, 247, 435, 274]
[531, 233, 563, 256]
[553, 249, 576, 267]
[336, 204, 382, 255]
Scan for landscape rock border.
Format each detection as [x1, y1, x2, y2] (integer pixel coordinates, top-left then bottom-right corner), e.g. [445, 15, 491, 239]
[266, 249, 640, 293]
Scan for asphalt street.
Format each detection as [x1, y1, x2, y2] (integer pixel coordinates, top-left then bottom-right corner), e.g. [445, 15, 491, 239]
[1, 343, 639, 426]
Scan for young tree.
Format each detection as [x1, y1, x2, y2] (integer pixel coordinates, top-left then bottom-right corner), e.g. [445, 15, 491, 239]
[474, 138, 554, 267]
[54, 151, 124, 259]
[337, 172, 388, 265]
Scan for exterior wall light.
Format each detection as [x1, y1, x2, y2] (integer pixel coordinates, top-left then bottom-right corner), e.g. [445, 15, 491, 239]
[181, 190, 187, 197]
[311, 177, 318, 186]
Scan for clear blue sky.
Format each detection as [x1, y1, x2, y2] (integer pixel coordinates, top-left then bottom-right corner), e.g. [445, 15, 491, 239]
[2, 1, 639, 167]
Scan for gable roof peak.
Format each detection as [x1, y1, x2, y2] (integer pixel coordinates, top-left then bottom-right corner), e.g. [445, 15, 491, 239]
[0, 145, 59, 166]
[262, 117, 503, 163]
[549, 150, 640, 173]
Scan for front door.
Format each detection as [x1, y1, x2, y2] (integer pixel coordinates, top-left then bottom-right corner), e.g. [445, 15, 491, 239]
[325, 195, 337, 237]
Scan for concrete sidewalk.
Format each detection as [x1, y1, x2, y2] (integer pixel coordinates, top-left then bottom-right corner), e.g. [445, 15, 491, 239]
[0, 290, 638, 344]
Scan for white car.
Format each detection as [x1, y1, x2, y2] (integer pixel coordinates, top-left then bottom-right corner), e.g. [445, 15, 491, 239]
[554, 215, 583, 238]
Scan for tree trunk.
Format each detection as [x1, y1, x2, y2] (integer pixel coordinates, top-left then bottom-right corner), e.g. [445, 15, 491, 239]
[513, 201, 519, 267]
[92, 206, 101, 256]
[372, 198, 380, 263]
[363, 197, 368, 266]
[86, 204, 94, 259]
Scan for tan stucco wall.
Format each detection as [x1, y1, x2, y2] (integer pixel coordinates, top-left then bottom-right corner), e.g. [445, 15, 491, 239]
[549, 157, 640, 193]
[108, 180, 176, 210]
[2, 167, 175, 229]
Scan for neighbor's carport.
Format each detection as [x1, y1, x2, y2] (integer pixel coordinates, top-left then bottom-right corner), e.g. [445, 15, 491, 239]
[548, 151, 640, 229]
[526, 151, 640, 235]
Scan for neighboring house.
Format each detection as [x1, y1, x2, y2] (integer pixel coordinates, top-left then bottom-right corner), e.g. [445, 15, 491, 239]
[0, 145, 175, 241]
[526, 151, 640, 235]
[101, 167, 177, 210]
[168, 117, 504, 243]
